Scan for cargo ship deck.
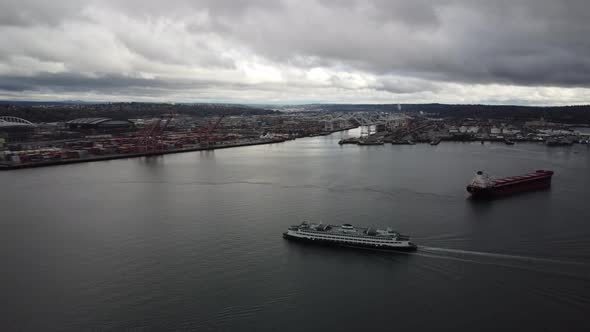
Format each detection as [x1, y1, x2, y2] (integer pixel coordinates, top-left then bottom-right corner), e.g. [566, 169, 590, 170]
[467, 170, 554, 197]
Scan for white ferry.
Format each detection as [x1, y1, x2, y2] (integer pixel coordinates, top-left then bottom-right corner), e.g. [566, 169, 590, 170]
[283, 221, 417, 251]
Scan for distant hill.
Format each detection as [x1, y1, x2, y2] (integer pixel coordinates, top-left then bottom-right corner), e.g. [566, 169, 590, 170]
[292, 103, 590, 124]
[1, 101, 589, 124]
[0, 102, 278, 122]
[0, 100, 99, 106]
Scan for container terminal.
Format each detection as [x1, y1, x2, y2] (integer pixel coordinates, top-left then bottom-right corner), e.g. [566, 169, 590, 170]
[0, 112, 355, 170]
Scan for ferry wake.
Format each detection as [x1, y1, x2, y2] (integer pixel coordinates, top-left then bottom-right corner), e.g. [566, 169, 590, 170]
[283, 221, 417, 251]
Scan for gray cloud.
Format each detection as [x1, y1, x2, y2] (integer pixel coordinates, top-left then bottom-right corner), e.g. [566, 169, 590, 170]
[0, 71, 335, 99]
[0, 0, 589, 104]
[0, 0, 85, 27]
[0, 72, 254, 96]
[214, 0, 590, 87]
[0, 72, 172, 92]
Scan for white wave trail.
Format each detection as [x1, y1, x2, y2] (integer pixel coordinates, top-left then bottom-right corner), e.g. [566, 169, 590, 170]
[419, 246, 589, 266]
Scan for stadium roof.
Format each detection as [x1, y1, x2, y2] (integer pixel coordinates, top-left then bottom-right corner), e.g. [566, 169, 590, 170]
[0, 116, 36, 128]
[66, 118, 112, 125]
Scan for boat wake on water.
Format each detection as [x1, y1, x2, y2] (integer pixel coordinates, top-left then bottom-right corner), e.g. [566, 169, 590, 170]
[398, 246, 590, 282]
[418, 246, 590, 267]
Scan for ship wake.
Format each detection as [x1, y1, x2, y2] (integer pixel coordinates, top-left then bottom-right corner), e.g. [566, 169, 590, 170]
[400, 246, 590, 283]
[418, 246, 589, 267]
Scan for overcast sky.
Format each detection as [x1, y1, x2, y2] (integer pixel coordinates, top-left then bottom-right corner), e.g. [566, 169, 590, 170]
[1, 0, 589, 105]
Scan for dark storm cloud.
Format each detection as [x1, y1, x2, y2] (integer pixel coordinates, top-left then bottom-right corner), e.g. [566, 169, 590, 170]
[0, 0, 589, 102]
[214, 0, 590, 87]
[0, 72, 225, 94]
[0, 73, 157, 92]
[0, 71, 318, 98]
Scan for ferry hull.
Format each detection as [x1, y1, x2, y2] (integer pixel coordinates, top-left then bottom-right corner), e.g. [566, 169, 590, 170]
[283, 232, 418, 252]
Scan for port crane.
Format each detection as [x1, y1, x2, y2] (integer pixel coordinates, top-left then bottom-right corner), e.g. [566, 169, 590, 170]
[345, 113, 377, 137]
[381, 113, 411, 131]
[338, 112, 412, 137]
[195, 115, 225, 147]
[321, 114, 353, 132]
[138, 113, 175, 151]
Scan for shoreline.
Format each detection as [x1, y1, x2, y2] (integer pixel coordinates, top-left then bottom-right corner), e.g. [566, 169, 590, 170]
[0, 139, 285, 171]
[0, 127, 356, 171]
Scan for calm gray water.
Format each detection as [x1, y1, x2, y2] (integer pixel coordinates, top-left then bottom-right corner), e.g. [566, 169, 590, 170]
[2, 128, 590, 331]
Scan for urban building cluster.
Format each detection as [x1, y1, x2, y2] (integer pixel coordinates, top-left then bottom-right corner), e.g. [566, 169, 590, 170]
[340, 113, 590, 146]
[2, 107, 589, 169]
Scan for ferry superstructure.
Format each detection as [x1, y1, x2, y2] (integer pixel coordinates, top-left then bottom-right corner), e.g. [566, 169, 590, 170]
[283, 222, 417, 251]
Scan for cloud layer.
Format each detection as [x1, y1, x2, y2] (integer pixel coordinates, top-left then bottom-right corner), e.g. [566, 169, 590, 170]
[1, 0, 589, 104]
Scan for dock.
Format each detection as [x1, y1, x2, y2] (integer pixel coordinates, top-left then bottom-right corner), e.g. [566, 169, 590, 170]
[0, 138, 285, 170]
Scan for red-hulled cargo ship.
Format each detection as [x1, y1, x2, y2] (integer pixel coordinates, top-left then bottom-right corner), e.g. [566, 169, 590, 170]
[466, 170, 554, 197]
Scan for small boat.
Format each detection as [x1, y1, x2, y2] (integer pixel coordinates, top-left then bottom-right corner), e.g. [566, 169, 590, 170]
[546, 137, 574, 146]
[358, 138, 384, 145]
[392, 139, 415, 145]
[504, 138, 515, 145]
[338, 138, 359, 145]
[429, 138, 441, 145]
